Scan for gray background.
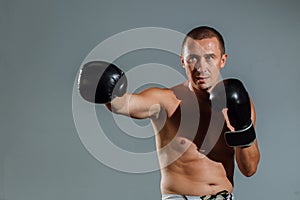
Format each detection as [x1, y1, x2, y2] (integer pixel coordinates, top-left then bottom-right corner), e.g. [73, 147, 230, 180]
[1, 0, 300, 199]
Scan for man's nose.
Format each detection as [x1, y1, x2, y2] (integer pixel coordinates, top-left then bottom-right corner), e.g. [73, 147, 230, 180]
[195, 58, 208, 73]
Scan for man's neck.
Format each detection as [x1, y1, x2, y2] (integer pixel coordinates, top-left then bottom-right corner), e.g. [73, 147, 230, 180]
[187, 82, 210, 101]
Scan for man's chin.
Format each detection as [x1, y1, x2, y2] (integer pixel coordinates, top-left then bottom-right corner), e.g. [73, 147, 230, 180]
[197, 83, 210, 91]
[190, 82, 211, 92]
[194, 85, 211, 93]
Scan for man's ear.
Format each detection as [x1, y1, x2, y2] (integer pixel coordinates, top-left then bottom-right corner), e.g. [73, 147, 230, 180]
[180, 54, 185, 68]
[220, 53, 228, 69]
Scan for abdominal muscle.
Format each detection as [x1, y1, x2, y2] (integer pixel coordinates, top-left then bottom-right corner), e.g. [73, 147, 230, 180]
[158, 137, 233, 196]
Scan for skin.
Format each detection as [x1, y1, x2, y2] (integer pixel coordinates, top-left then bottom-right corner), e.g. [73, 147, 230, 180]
[107, 37, 260, 196]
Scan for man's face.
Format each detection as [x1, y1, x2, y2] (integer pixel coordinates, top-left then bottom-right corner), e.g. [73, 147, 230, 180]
[181, 37, 227, 92]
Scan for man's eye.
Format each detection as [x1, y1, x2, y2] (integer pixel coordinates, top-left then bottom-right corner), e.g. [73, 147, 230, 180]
[205, 55, 213, 61]
[187, 57, 198, 63]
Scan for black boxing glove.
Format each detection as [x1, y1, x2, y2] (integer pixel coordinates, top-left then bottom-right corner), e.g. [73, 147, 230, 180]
[210, 78, 256, 147]
[78, 61, 127, 104]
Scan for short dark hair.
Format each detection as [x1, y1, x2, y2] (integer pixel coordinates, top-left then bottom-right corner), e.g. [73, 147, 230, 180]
[182, 26, 225, 55]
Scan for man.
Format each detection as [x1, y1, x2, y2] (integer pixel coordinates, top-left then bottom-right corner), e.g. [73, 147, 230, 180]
[78, 26, 260, 199]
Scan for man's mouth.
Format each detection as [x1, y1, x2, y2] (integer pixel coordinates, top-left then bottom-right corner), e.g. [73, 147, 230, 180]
[196, 76, 208, 84]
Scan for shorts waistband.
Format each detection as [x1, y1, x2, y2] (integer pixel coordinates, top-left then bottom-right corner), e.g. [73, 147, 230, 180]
[162, 190, 234, 200]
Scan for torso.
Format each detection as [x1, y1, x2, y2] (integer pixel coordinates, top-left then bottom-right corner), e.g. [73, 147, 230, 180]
[151, 83, 235, 196]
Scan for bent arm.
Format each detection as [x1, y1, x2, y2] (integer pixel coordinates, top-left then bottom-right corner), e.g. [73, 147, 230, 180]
[235, 100, 260, 177]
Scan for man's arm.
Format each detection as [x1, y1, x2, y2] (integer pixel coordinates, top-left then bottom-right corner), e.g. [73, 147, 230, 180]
[235, 100, 260, 177]
[78, 60, 177, 120]
[106, 87, 175, 119]
[210, 79, 261, 177]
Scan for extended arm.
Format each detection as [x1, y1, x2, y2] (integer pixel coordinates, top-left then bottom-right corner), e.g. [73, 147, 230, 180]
[106, 88, 171, 119]
[78, 61, 176, 119]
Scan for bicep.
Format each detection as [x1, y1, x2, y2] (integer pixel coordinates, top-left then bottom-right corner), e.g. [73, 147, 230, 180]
[128, 90, 162, 119]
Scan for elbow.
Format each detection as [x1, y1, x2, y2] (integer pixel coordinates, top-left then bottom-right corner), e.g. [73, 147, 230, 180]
[238, 147, 261, 177]
[242, 166, 257, 177]
[241, 159, 260, 177]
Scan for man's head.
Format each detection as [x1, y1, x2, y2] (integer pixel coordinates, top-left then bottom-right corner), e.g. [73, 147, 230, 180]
[180, 26, 228, 92]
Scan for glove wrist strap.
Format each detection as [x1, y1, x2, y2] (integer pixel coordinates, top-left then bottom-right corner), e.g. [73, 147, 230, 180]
[225, 122, 256, 147]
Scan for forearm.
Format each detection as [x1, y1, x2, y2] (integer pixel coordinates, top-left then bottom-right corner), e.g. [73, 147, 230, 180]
[78, 61, 162, 119]
[106, 90, 162, 119]
[235, 140, 260, 177]
[106, 93, 131, 116]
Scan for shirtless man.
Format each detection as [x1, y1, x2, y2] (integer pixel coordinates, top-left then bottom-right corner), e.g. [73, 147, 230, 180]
[78, 26, 260, 199]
